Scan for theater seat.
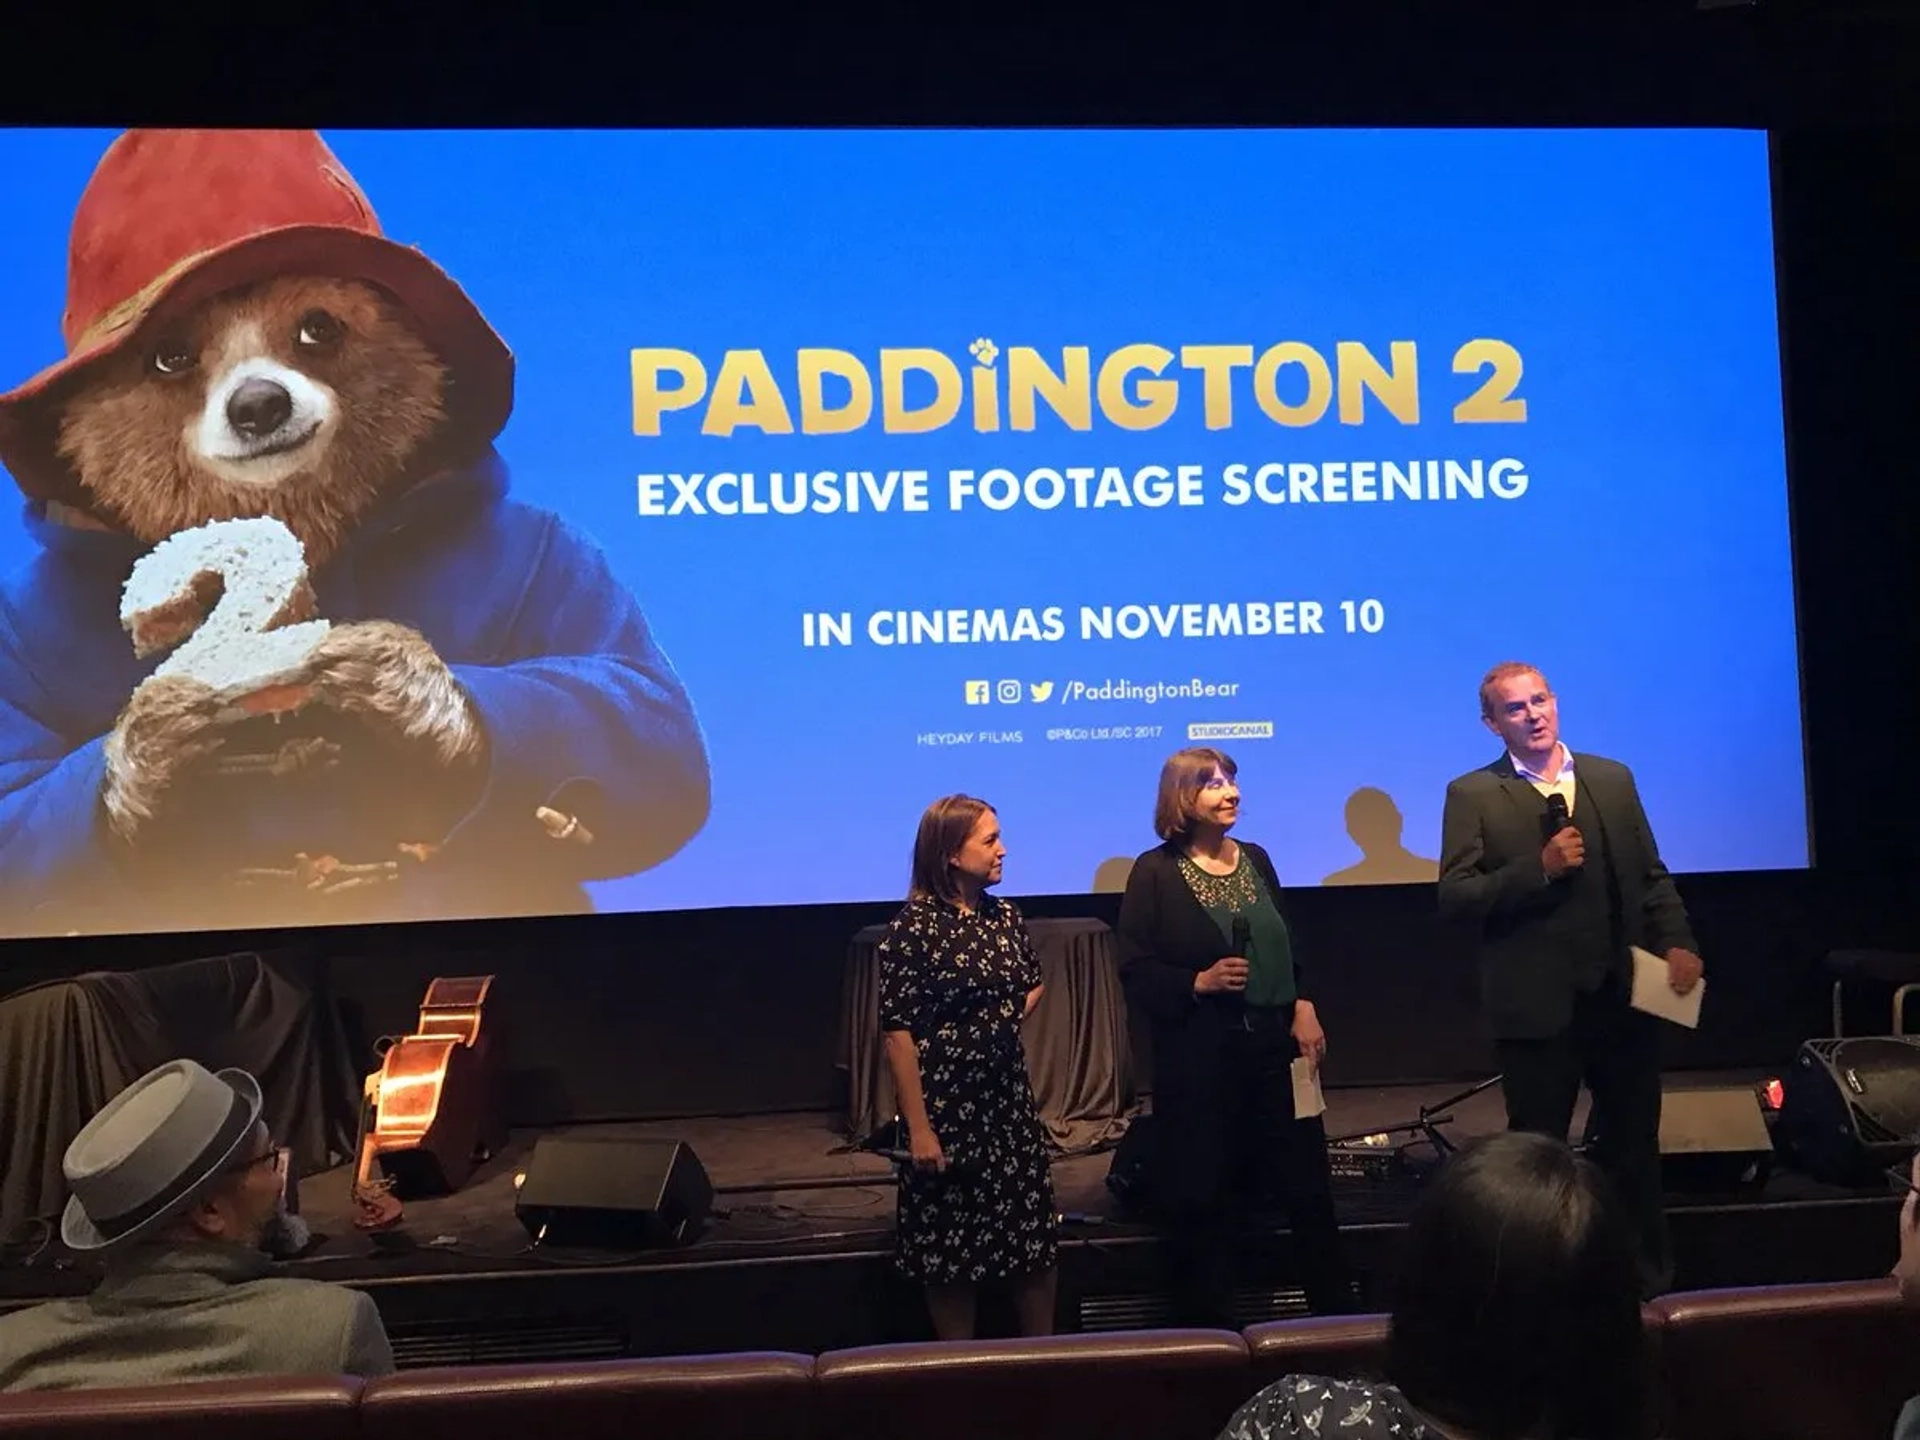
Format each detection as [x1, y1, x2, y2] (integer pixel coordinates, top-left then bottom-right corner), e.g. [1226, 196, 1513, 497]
[358, 1352, 817, 1440]
[1244, 1310, 1666, 1413]
[1242, 1313, 1391, 1390]
[816, 1330, 1250, 1440]
[1653, 1279, 1920, 1440]
[0, 1376, 361, 1440]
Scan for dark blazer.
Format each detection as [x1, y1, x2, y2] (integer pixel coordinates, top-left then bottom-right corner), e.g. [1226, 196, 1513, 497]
[1438, 751, 1698, 1040]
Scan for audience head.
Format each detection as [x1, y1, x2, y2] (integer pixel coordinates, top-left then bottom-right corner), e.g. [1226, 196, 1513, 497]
[908, 794, 1003, 904]
[1386, 1131, 1650, 1440]
[1153, 747, 1239, 842]
[61, 1059, 286, 1255]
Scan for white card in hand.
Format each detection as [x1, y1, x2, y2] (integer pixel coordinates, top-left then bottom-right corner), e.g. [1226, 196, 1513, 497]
[1291, 1056, 1326, 1118]
[1629, 945, 1704, 1029]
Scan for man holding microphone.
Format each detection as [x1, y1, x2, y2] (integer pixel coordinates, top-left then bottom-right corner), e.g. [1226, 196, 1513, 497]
[1438, 662, 1704, 1296]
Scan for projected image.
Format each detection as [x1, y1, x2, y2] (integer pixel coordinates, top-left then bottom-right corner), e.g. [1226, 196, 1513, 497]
[0, 130, 709, 936]
[0, 127, 1804, 936]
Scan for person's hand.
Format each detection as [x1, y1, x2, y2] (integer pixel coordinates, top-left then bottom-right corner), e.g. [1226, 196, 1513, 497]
[1194, 957, 1251, 995]
[908, 1126, 947, 1174]
[1542, 826, 1585, 878]
[1292, 999, 1327, 1069]
[1895, 1154, 1920, 1305]
[1665, 947, 1705, 995]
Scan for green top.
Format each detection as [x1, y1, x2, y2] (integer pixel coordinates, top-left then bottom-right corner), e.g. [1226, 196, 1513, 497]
[1175, 847, 1297, 1007]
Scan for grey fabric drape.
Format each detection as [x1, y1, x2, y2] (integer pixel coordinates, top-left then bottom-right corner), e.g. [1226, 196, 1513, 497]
[838, 916, 1136, 1154]
[0, 951, 360, 1240]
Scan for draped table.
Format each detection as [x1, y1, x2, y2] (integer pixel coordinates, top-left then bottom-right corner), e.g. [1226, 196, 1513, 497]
[837, 915, 1136, 1155]
[0, 950, 361, 1239]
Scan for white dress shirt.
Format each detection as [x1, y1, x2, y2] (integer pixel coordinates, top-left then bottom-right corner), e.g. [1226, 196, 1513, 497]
[1511, 742, 1577, 815]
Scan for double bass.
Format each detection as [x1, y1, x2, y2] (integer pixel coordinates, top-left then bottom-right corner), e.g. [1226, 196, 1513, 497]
[350, 975, 502, 1229]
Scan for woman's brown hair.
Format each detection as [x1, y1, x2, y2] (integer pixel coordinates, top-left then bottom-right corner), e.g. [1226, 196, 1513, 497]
[1152, 747, 1236, 841]
[907, 794, 995, 904]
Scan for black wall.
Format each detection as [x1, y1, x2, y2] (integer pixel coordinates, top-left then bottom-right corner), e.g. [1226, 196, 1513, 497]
[0, 866, 1850, 1125]
[2, 12, 1915, 1125]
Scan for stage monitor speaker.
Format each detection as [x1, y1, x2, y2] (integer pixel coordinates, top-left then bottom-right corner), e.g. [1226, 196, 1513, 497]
[514, 1135, 713, 1249]
[1780, 1036, 1920, 1184]
[1656, 1084, 1776, 1191]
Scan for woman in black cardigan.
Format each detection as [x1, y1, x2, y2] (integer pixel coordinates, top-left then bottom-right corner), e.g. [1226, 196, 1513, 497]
[1116, 746, 1350, 1324]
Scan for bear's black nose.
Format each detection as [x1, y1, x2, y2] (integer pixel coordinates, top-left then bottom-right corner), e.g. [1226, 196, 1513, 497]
[227, 378, 293, 438]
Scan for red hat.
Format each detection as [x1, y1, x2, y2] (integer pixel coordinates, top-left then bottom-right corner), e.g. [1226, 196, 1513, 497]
[0, 129, 515, 507]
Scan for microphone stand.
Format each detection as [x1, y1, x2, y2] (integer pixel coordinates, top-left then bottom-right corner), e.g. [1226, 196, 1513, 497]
[1327, 1074, 1505, 1160]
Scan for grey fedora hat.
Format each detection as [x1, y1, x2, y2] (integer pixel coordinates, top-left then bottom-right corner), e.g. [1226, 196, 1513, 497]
[61, 1059, 265, 1252]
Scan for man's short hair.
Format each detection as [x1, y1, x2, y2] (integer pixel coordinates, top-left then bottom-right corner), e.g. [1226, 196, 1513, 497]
[1478, 662, 1549, 719]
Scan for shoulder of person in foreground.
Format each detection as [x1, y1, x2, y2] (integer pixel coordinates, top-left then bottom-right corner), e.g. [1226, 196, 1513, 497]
[1219, 1374, 1428, 1440]
[1239, 837, 1280, 873]
[879, 894, 935, 939]
[1569, 748, 1627, 773]
[1442, 761, 1506, 798]
[1121, 842, 1176, 888]
[251, 1276, 395, 1377]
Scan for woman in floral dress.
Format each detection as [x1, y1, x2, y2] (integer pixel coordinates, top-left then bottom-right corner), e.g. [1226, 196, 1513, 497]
[878, 794, 1058, 1340]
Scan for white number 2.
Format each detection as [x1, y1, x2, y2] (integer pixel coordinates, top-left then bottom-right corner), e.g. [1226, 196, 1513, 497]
[120, 516, 331, 699]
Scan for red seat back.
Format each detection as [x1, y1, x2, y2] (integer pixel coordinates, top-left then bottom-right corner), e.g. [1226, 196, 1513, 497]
[359, 1352, 816, 1440]
[0, 1375, 361, 1440]
[817, 1329, 1250, 1440]
[1653, 1279, 1920, 1440]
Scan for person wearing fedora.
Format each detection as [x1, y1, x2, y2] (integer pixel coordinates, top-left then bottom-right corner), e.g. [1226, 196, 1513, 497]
[0, 128, 710, 936]
[0, 1059, 394, 1391]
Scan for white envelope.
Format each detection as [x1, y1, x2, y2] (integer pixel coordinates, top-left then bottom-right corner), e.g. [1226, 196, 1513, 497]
[1292, 1056, 1327, 1118]
[1630, 945, 1704, 1029]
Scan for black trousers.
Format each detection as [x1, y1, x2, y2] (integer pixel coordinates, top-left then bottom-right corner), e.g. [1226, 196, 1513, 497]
[1496, 975, 1672, 1295]
[1160, 1015, 1350, 1325]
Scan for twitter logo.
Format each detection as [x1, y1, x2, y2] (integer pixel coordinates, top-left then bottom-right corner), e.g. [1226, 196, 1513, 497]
[1029, 681, 1055, 702]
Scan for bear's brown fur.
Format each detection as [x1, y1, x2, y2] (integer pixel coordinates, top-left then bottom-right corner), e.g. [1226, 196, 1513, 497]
[62, 276, 488, 850]
[56, 277, 449, 569]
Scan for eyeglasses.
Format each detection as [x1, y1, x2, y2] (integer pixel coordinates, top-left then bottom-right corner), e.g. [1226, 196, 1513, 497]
[230, 1143, 283, 1176]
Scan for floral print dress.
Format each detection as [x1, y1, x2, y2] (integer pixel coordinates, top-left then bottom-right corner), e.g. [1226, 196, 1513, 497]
[1219, 1377, 1432, 1438]
[877, 893, 1059, 1285]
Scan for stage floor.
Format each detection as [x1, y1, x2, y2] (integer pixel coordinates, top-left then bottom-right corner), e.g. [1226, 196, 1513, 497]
[3, 1075, 1903, 1364]
[296, 1075, 1528, 1273]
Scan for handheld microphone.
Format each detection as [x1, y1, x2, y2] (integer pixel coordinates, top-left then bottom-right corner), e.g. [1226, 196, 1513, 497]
[878, 1148, 965, 1173]
[1544, 792, 1571, 837]
[1231, 915, 1251, 956]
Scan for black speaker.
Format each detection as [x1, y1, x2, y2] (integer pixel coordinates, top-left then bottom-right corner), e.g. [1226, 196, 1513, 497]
[1655, 1085, 1776, 1191]
[514, 1135, 713, 1248]
[1780, 1036, 1920, 1184]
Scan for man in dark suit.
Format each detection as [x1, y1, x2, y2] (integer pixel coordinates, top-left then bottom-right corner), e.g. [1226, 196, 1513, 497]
[1438, 662, 1704, 1294]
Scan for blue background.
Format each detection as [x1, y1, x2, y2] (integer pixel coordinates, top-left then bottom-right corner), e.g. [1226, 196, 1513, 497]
[0, 129, 1804, 915]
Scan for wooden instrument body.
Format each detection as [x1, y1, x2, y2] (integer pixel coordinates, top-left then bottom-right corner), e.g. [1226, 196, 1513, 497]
[355, 975, 502, 1201]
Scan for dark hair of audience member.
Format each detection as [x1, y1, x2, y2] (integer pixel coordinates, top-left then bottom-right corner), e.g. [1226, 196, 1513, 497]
[1385, 1131, 1650, 1440]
